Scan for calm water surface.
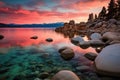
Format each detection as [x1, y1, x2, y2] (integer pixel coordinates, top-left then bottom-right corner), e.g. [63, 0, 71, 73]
[0, 28, 95, 80]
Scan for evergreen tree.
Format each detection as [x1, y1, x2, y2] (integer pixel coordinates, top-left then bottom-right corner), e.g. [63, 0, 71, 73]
[98, 6, 106, 20]
[107, 0, 116, 19]
[116, 0, 120, 19]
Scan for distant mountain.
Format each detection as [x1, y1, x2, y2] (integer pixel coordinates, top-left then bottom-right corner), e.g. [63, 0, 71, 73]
[0, 22, 64, 28]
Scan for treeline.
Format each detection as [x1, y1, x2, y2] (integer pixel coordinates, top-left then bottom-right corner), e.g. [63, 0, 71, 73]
[88, 0, 120, 22]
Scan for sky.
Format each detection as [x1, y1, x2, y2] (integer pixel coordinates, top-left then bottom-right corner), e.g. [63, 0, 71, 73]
[0, 0, 110, 24]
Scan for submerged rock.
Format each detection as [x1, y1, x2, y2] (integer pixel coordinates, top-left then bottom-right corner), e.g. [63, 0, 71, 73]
[51, 70, 80, 80]
[58, 47, 70, 53]
[0, 67, 9, 74]
[0, 35, 4, 40]
[76, 66, 90, 71]
[39, 72, 49, 79]
[46, 38, 53, 42]
[95, 44, 120, 77]
[84, 52, 98, 61]
[59, 47, 75, 60]
[30, 36, 38, 39]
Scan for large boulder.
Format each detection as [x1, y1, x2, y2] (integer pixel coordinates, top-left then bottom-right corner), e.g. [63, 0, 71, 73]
[90, 33, 102, 40]
[59, 47, 75, 60]
[71, 36, 84, 45]
[51, 70, 80, 80]
[102, 32, 120, 44]
[95, 44, 120, 77]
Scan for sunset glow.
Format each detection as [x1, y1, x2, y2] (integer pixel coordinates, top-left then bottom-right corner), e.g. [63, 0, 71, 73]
[0, 0, 109, 24]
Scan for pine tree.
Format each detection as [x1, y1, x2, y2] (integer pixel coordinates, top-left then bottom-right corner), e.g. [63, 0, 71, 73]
[116, 0, 120, 19]
[107, 0, 116, 19]
[98, 6, 106, 20]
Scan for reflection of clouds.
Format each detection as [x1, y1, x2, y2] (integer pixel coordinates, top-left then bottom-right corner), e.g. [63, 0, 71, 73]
[0, 28, 96, 54]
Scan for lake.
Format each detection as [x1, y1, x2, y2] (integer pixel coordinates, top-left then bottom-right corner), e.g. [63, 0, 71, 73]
[0, 28, 96, 80]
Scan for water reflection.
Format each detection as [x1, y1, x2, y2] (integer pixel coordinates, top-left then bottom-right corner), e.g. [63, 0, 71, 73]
[0, 28, 95, 54]
[0, 28, 96, 80]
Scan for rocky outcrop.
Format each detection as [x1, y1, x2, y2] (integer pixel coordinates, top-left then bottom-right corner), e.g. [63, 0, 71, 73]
[51, 70, 80, 80]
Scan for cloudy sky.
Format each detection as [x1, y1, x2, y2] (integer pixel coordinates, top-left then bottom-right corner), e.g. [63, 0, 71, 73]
[0, 0, 109, 24]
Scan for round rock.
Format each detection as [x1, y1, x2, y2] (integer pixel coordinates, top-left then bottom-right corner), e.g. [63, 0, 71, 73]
[46, 38, 53, 42]
[95, 44, 120, 77]
[84, 52, 98, 61]
[51, 70, 80, 80]
[90, 33, 102, 40]
[30, 36, 38, 39]
[71, 36, 84, 45]
[79, 41, 90, 49]
[89, 40, 105, 48]
[0, 35, 4, 40]
[60, 48, 75, 60]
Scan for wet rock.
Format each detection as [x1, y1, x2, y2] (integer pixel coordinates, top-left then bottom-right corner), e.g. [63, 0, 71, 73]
[76, 66, 90, 72]
[39, 72, 49, 79]
[79, 41, 90, 49]
[95, 44, 120, 77]
[0, 35, 4, 40]
[13, 75, 26, 80]
[30, 36, 38, 39]
[90, 33, 102, 40]
[46, 38, 53, 42]
[71, 36, 84, 45]
[34, 78, 42, 80]
[84, 52, 98, 61]
[89, 40, 105, 48]
[60, 48, 75, 60]
[0, 67, 9, 74]
[69, 20, 75, 25]
[94, 22, 103, 28]
[58, 47, 71, 53]
[108, 19, 117, 24]
[95, 47, 103, 53]
[51, 70, 80, 80]
[102, 32, 120, 44]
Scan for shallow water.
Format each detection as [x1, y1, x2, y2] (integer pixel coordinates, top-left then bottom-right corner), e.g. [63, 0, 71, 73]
[0, 28, 96, 80]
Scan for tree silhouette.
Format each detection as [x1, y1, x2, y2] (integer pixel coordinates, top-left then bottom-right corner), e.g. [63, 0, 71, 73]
[107, 0, 116, 19]
[116, 0, 120, 19]
[98, 6, 106, 20]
